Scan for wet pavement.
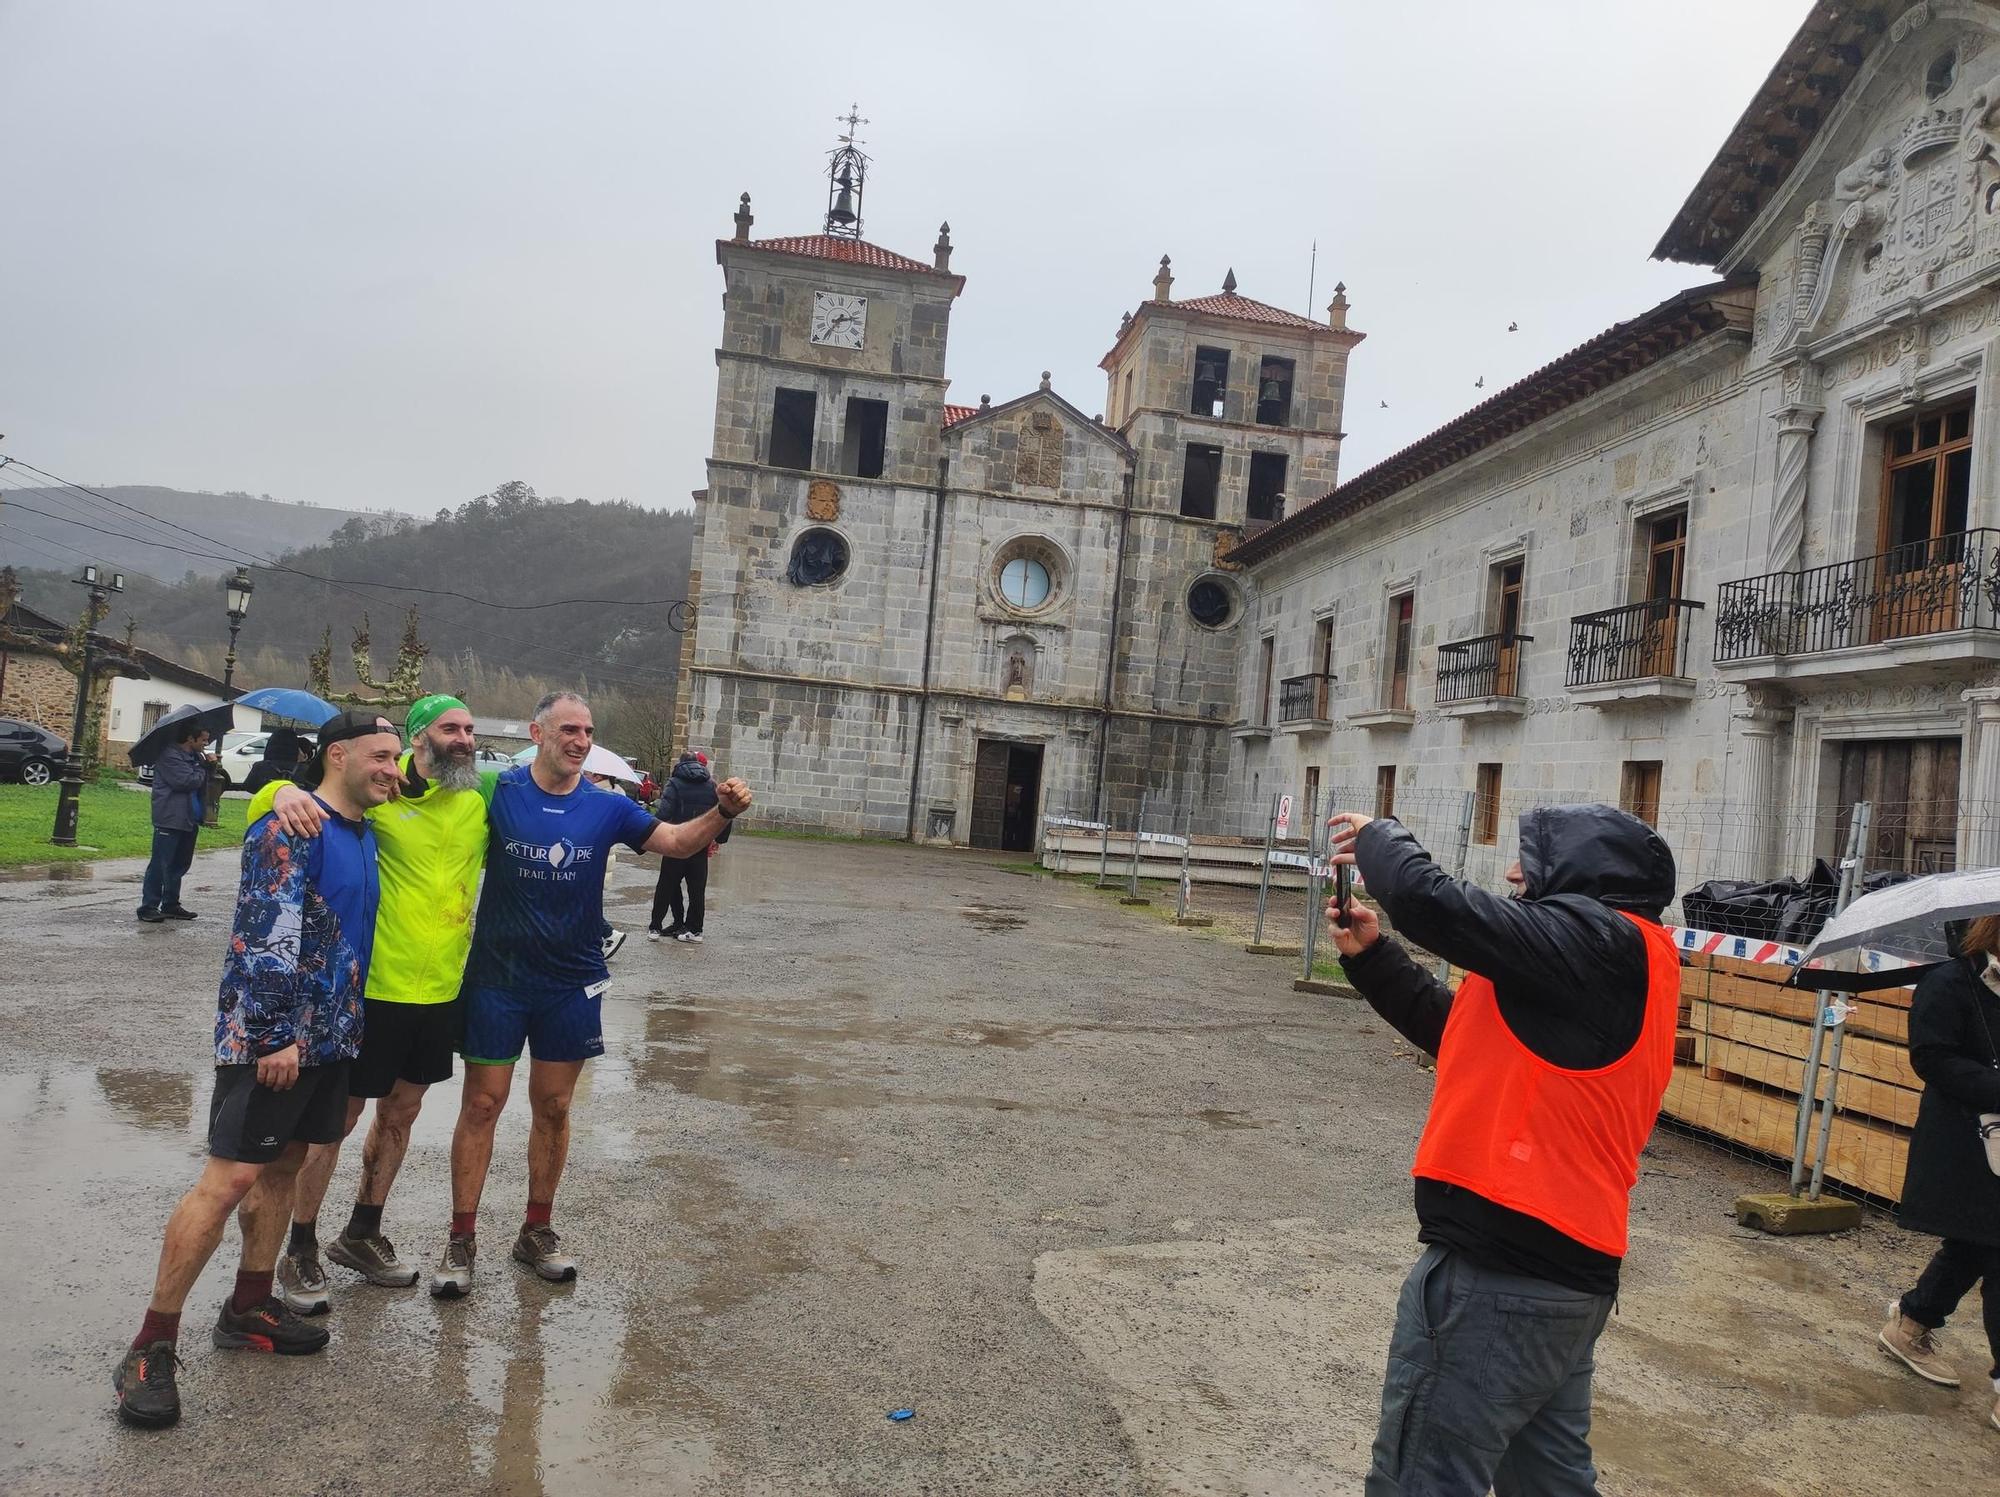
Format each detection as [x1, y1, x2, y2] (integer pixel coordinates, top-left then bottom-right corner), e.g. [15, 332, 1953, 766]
[0, 838, 1993, 1494]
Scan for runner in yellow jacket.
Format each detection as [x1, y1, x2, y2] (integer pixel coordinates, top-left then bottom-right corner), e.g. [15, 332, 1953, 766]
[245, 695, 492, 1313]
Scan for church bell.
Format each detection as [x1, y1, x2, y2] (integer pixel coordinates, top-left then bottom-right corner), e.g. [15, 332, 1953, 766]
[829, 171, 858, 226]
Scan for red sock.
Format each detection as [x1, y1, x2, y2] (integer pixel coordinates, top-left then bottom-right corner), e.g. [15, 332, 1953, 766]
[450, 1210, 477, 1239]
[524, 1200, 552, 1228]
[132, 1308, 181, 1352]
[231, 1269, 274, 1313]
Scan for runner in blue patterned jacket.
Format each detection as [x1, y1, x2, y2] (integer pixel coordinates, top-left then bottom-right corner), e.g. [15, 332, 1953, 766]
[112, 711, 404, 1431]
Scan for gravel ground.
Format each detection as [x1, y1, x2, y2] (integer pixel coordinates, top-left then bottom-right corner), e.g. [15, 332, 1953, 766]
[0, 836, 1990, 1495]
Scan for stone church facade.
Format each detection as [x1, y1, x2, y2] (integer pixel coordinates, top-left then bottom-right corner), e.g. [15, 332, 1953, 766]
[678, 194, 1361, 847]
[685, 2, 2000, 874]
[1232, 0, 2000, 886]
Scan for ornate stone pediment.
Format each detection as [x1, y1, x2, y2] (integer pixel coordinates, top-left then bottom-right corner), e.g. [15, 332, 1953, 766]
[1771, 13, 2000, 348]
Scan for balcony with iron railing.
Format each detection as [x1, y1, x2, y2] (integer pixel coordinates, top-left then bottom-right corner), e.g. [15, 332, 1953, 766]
[1565, 598, 1704, 705]
[1713, 528, 2000, 681]
[1277, 672, 1335, 728]
[1436, 632, 1533, 717]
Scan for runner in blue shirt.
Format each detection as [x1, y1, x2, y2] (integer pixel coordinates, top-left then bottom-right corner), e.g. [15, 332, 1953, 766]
[432, 690, 751, 1297]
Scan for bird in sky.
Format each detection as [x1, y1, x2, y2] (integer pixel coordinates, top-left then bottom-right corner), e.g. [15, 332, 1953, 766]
[1474, 376, 1486, 389]
[1508, 321, 1519, 332]
[1379, 400, 1388, 409]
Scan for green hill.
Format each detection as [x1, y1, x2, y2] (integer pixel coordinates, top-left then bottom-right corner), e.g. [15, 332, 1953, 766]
[10, 482, 696, 766]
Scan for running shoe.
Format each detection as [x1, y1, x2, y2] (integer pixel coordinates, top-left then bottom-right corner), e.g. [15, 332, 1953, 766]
[674, 931, 704, 945]
[112, 1341, 182, 1429]
[328, 1231, 420, 1288]
[601, 928, 628, 961]
[212, 1296, 330, 1355]
[161, 906, 199, 921]
[645, 926, 661, 942]
[512, 1223, 578, 1282]
[276, 1246, 330, 1315]
[430, 1235, 475, 1300]
[136, 907, 165, 924]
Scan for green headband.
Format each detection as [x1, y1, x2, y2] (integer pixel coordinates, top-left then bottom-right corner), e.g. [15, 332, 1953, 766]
[405, 693, 468, 740]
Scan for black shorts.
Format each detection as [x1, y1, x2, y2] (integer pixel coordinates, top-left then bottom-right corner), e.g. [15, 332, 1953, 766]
[349, 997, 460, 1098]
[208, 1062, 351, 1163]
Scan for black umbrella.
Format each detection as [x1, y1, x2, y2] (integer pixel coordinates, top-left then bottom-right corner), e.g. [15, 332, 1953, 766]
[128, 702, 237, 768]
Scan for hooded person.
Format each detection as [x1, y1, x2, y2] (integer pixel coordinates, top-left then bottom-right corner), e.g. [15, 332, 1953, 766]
[647, 750, 730, 943]
[1323, 803, 1681, 1497]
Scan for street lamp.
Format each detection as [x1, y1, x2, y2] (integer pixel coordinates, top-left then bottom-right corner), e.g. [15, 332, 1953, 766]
[221, 566, 254, 688]
[51, 564, 124, 847]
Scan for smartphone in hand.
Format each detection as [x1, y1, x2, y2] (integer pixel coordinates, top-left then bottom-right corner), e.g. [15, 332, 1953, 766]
[1334, 864, 1353, 927]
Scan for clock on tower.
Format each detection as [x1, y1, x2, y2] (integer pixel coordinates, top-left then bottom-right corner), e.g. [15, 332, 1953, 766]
[811, 291, 867, 349]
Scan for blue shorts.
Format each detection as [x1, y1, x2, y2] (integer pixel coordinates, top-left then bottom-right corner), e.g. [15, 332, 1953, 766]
[460, 982, 606, 1065]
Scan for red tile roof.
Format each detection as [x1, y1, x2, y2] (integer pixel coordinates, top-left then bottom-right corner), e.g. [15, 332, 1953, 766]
[738, 234, 941, 275]
[1228, 283, 1755, 568]
[942, 404, 980, 428]
[1167, 291, 1327, 331]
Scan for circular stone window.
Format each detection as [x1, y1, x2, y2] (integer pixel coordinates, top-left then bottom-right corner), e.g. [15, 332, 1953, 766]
[787, 527, 849, 587]
[1187, 576, 1239, 629]
[991, 535, 1066, 614]
[998, 557, 1051, 610]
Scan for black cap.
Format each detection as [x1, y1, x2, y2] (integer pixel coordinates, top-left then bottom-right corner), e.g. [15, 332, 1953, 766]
[302, 710, 398, 787]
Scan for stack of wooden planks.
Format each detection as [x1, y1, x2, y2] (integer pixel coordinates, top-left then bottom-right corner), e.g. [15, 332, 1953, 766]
[1665, 952, 1917, 1201]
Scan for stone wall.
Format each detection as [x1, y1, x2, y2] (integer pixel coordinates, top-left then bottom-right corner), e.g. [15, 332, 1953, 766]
[0, 650, 77, 740]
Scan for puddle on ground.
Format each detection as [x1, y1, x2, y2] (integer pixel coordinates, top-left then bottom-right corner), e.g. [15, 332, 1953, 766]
[95, 1067, 196, 1132]
[1191, 1109, 1263, 1130]
[0, 862, 95, 883]
[959, 903, 1027, 932]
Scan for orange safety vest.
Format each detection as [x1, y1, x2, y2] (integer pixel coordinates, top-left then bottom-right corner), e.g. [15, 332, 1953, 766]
[1410, 911, 1681, 1258]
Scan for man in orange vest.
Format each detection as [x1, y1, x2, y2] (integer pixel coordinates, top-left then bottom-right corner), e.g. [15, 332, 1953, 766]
[1325, 804, 1681, 1496]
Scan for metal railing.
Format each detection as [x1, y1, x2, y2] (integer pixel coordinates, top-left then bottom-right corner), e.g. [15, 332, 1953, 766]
[1436, 631, 1533, 702]
[1277, 673, 1335, 723]
[1565, 598, 1704, 686]
[1714, 528, 2000, 662]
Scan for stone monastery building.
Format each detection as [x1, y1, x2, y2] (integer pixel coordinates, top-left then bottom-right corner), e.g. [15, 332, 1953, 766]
[684, 2, 2000, 879]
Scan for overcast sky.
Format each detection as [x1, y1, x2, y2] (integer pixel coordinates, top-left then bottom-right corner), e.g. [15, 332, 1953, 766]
[0, 1, 1814, 517]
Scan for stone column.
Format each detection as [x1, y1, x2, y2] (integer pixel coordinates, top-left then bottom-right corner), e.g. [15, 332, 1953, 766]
[1732, 688, 1795, 881]
[1963, 686, 2000, 868]
[1766, 361, 1823, 575]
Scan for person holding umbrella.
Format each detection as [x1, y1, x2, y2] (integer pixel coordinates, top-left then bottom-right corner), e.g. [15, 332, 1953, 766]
[136, 716, 220, 923]
[1877, 913, 2000, 1433]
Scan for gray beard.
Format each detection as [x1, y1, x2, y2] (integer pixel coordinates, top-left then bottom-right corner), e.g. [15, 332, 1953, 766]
[429, 756, 481, 792]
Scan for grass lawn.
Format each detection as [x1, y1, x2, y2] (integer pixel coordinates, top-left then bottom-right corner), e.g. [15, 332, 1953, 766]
[0, 783, 248, 868]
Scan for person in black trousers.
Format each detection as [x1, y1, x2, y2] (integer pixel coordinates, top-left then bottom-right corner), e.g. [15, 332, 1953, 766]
[1878, 913, 2000, 1435]
[648, 752, 729, 944]
[139, 723, 215, 922]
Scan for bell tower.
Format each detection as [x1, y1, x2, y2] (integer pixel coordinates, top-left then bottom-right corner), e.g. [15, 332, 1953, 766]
[825, 105, 868, 240]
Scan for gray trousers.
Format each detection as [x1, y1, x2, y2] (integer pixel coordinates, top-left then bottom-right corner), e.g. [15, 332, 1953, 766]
[1365, 1245, 1614, 1496]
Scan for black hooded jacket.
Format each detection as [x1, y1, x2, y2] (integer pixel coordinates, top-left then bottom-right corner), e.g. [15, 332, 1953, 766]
[1339, 804, 1677, 1294]
[656, 756, 730, 848]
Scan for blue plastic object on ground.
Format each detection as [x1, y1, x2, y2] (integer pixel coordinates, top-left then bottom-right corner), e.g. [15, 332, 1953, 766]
[887, 1408, 915, 1422]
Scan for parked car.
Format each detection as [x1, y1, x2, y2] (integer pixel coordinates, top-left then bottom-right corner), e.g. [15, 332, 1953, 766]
[0, 717, 66, 787]
[474, 747, 514, 770]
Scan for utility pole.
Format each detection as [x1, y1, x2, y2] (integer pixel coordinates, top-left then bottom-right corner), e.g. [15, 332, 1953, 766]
[51, 564, 123, 847]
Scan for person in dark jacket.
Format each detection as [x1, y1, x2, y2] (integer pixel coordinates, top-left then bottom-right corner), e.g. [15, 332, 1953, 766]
[139, 724, 215, 923]
[1877, 913, 2000, 1434]
[1324, 803, 1681, 1497]
[242, 727, 309, 796]
[648, 751, 728, 944]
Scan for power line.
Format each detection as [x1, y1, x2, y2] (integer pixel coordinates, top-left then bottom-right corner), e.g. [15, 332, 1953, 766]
[0, 495, 247, 567]
[0, 461, 693, 611]
[0, 456, 694, 685]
